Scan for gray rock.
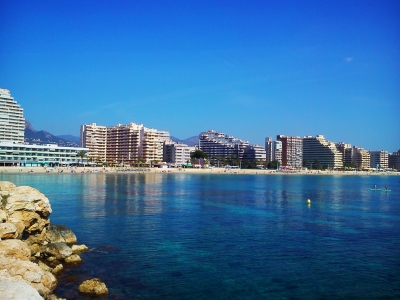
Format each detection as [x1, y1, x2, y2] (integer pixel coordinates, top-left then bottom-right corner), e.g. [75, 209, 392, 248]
[46, 224, 77, 245]
[40, 242, 73, 260]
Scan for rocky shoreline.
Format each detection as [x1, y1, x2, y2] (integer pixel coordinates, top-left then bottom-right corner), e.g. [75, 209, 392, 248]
[0, 181, 107, 299]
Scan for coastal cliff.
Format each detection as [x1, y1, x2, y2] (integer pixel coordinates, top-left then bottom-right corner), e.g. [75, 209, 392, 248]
[0, 181, 95, 299]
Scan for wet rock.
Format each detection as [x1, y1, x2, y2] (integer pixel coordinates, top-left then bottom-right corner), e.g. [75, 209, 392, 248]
[71, 244, 89, 253]
[64, 254, 82, 264]
[46, 224, 77, 245]
[40, 242, 73, 260]
[78, 278, 108, 296]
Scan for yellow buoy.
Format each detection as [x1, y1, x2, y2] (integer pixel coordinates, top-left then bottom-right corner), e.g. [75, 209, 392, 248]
[307, 199, 311, 204]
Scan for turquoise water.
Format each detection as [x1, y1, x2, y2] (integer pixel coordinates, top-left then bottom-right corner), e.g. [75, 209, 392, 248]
[1, 173, 400, 300]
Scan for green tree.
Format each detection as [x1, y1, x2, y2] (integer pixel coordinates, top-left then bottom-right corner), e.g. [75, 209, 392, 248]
[76, 150, 87, 166]
[190, 150, 208, 167]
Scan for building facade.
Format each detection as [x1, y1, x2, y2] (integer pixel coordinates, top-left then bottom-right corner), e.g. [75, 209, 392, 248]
[303, 135, 343, 169]
[0, 142, 88, 167]
[370, 150, 389, 169]
[389, 150, 400, 170]
[199, 130, 249, 160]
[242, 144, 267, 162]
[276, 135, 303, 168]
[344, 146, 370, 169]
[80, 123, 107, 163]
[104, 123, 170, 166]
[0, 89, 25, 143]
[163, 142, 195, 165]
[265, 137, 273, 163]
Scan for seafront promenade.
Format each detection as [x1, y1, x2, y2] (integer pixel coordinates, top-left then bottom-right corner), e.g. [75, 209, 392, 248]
[0, 166, 398, 176]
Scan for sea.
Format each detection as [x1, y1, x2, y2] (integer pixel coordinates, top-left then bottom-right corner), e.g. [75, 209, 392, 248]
[1, 173, 399, 300]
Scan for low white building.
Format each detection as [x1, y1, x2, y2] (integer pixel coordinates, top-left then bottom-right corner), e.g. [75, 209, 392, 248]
[0, 142, 88, 167]
[163, 142, 195, 166]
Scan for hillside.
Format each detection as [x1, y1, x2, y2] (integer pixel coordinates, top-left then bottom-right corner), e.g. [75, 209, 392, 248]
[24, 120, 79, 147]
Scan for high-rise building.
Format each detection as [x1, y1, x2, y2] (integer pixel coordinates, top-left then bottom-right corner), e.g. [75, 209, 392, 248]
[273, 140, 282, 165]
[303, 135, 343, 169]
[0, 88, 25, 143]
[370, 150, 389, 169]
[80, 123, 107, 163]
[276, 135, 303, 168]
[104, 123, 170, 166]
[265, 137, 273, 162]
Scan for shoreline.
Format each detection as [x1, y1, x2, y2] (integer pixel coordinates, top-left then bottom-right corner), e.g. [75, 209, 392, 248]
[0, 166, 398, 176]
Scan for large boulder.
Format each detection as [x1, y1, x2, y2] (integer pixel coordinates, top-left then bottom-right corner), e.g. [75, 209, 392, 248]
[40, 242, 73, 260]
[46, 224, 77, 245]
[78, 278, 108, 296]
[3, 185, 52, 217]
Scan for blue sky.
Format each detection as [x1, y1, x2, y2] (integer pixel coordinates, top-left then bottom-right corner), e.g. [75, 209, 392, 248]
[1, 0, 399, 152]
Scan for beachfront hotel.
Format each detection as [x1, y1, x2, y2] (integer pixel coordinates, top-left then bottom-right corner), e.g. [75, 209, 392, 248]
[302, 135, 343, 169]
[0, 88, 88, 167]
[0, 142, 88, 167]
[0, 88, 25, 144]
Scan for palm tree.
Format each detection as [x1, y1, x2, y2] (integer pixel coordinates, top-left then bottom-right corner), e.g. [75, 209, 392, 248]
[76, 150, 87, 166]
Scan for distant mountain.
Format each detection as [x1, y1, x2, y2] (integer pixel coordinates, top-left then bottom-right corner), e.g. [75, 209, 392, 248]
[171, 136, 199, 146]
[57, 134, 80, 144]
[24, 120, 79, 147]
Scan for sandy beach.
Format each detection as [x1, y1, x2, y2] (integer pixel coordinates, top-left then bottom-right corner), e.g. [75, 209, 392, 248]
[0, 166, 398, 176]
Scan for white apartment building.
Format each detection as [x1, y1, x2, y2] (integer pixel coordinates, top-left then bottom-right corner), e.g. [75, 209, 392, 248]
[80, 123, 107, 163]
[303, 135, 343, 169]
[273, 140, 282, 165]
[0, 89, 25, 143]
[163, 142, 195, 165]
[370, 150, 389, 169]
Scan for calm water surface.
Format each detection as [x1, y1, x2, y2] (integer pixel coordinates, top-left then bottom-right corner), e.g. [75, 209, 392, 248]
[1, 173, 399, 300]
